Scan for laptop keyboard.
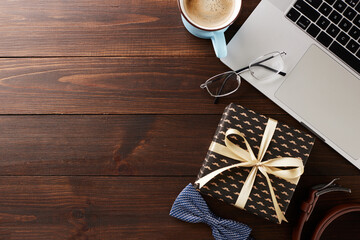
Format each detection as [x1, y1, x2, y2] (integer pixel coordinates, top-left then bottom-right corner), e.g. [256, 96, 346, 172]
[286, 0, 360, 75]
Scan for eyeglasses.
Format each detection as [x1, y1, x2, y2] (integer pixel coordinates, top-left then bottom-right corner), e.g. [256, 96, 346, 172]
[200, 51, 287, 103]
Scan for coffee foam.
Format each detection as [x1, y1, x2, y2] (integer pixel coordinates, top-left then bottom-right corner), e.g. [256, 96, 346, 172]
[184, 0, 235, 29]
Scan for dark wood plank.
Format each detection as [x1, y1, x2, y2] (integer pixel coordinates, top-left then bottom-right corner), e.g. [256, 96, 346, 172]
[0, 57, 285, 114]
[0, 176, 358, 240]
[0, 0, 260, 57]
[0, 1, 358, 240]
[0, 115, 357, 176]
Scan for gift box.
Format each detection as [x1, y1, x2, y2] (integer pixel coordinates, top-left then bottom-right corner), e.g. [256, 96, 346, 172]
[195, 103, 315, 224]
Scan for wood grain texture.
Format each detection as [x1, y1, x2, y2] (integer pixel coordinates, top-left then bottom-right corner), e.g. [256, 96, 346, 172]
[0, 57, 285, 114]
[0, 0, 260, 57]
[0, 176, 358, 240]
[0, 0, 358, 239]
[0, 115, 357, 176]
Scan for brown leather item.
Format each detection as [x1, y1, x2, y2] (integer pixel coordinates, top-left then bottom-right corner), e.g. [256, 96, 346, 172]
[293, 179, 360, 240]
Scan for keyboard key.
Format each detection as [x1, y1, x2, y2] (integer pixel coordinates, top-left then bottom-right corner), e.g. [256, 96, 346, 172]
[329, 10, 342, 24]
[346, 39, 360, 52]
[343, 6, 357, 20]
[349, 26, 360, 39]
[297, 16, 311, 29]
[356, 2, 360, 12]
[339, 18, 352, 31]
[337, 31, 351, 45]
[305, 0, 322, 8]
[345, 0, 359, 7]
[316, 16, 331, 29]
[319, 2, 333, 16]
[327, 24, 341, 37]
[334, 0, 347, 12]
[307, 23, 321, 37]
[354, 15, 360, 28]
[357, 49, 360, 58]
[325, 0, 336, 5]
[329, 41, 360, 74]
[294, 0, 321, 21]
[286, 8, 301, 22]
[317, 31, 333, 46]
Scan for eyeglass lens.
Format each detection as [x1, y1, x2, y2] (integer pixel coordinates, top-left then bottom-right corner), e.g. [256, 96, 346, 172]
[206, 71, 240, 97]
[249, 52, 284, 80]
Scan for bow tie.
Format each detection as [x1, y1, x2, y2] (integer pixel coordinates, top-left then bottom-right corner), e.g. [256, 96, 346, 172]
[170, 183, 254, 240]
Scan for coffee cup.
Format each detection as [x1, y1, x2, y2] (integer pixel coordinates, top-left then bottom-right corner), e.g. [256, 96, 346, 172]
[177, 0, 242, 58]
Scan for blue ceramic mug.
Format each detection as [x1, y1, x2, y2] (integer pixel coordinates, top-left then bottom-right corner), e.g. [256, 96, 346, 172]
[177, 0, 242, 58]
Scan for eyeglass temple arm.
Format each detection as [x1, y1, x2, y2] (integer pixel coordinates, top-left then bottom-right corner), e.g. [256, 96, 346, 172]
[248, 63, 286, 76]
[235, 64, 286, 76]
[214, 64, 286, 104]
[248, 53, 286, 75]
[235, 53, 286, 76]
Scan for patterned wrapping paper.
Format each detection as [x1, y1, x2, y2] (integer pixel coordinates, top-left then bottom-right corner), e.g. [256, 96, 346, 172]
[195, 103, 315, 223]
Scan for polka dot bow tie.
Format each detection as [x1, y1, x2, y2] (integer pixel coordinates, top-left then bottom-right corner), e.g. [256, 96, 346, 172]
[170, 183, 254, 240]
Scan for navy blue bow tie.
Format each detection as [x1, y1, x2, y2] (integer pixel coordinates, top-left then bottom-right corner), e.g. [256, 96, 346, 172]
[170, 183, 254, 240]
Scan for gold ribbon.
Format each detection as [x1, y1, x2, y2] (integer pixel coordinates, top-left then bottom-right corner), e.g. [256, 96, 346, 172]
[195, 118, 304, 223]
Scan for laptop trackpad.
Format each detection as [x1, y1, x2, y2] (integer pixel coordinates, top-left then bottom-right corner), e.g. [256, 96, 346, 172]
[275, 45, 360, 159]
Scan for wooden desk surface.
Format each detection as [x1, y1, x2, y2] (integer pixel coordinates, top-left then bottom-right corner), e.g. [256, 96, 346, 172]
[0, 0, 359, 239]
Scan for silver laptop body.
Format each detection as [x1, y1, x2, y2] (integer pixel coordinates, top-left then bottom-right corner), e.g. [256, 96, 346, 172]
[221, 0, 360, 169]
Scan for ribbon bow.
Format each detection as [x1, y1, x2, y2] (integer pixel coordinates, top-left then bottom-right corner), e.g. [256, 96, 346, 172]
[195, 118, 304, 223]
[170, 183, 253, 240]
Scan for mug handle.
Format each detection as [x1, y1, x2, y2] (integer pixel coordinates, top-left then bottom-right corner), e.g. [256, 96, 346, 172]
[211, 31, 227, 58]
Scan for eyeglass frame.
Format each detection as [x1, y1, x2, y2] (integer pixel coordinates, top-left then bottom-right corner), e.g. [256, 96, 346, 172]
[200, 51, 287, 104]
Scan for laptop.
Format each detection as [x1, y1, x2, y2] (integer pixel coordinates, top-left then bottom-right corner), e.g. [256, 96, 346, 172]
[221, 0, 360, 169]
